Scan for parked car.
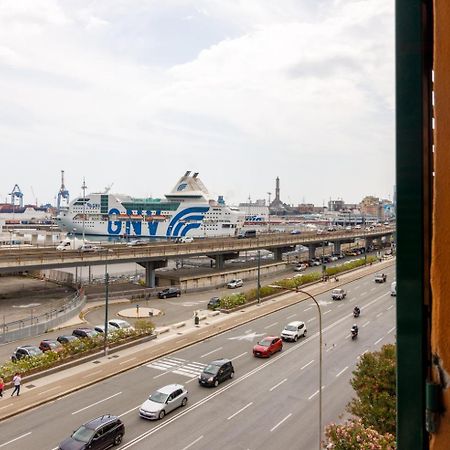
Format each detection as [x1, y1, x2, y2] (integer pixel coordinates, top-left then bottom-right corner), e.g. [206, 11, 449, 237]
[281, 321, 307, 342]
[310, 260, 321, 267]
[253, 336, 283, 358]
[374, 273, 387, 283]
[78, 243, 100, 253]
[331, 288, 347, 300]
[227, 279, 243, 289]
[294, 263, 307, 272]
[72, 328, 99, 339]
[57, 335, 79, 344]
[329, 255, 338, 262]
[207, 297, 221, 310]
[39, 339, 64, 353]
[11, 345, 43, 362]
[198, 359, 234, 387]
[109, 319, 134, 331]
[139, 384, 188, 420]
[158, 287, 181, 299]
[58, 414, 125, 450]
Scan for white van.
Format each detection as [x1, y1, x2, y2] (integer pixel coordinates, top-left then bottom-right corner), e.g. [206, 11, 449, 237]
[390, 281, 397, 296]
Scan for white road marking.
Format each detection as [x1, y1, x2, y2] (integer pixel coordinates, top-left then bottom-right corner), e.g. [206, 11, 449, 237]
[269, 378, 287, 392]
[307, 317, 316, 323]
[360, 292, 367, 296]
[201, 347, 223, 358]
[72, 392, 122, 415]
[286, 313, 297, 319]
[337, 304, 343, 308]
[119, 357, 136, 365]
[232, 352, 248, 361]
[264, 321, 279, 329]
[376, 312, 383, 318]
[362, 321, 370, 327]
[153, 372, 169, 379]
[370, 287, 376, 291]
[227, 402, 253, 420]
[301, 360, 314, 370]
[308, 390, 319, 400]
[388, 326, 396, 334]
[324, 309, 331, 315]
[186, 377, 199, 384]
[374, 337, 383, 345]
[181, 435, 204, 450]
[119, 405, 140, 417]
[326, 345, 336, 353]
[336, 366, 348, 377]
[270, 413, 292, 432]
[0, 404, 11, 411]
[304, 307, 313, 312]
[387, 305, 394, 310]
[0, 432, 32, 448]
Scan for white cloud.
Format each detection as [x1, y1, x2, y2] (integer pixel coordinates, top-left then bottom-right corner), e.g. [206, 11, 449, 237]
[0, 0, 394, 205]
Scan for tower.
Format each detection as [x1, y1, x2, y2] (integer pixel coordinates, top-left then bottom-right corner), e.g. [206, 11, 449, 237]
[57, 170, 70, 212]
[275, 177, 280, 202]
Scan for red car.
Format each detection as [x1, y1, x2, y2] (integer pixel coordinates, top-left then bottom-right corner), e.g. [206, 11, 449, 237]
[39, 339, 64, 353]
[253, 336, 283, 358]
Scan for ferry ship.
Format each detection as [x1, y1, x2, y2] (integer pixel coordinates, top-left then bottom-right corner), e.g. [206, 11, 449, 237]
[56, 172, 243, 239]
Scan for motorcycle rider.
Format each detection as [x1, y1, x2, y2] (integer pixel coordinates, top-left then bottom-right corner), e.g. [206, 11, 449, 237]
[353, 306, 361, 317]
[351, 324, 359, 336]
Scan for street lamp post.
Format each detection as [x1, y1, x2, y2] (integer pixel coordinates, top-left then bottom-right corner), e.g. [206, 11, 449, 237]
[81, 178, 87, 243]
[257, 250, 261, 304]
[104, 254, 109, 356]
[267, 192, 271, 233]
[269, 284, 323, 450]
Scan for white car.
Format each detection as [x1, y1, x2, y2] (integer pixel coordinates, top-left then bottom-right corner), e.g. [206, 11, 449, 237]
[294, 264, 307, 272]
[227, 279, 243, 289]
[109, 319, 135, 331]
[79, 243, 100, 252]
[176, 236, 194, 243]
[391, 281, 397, 296]
[281, 321, 307, 342]
[126, 239, 147, 246]
[139, 384, 188, 420]
[331, 288, 347, 300]
[329, 256, 338, 262]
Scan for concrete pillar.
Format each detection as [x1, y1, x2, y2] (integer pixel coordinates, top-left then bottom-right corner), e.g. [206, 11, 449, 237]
[45, 234, 53, 245]
[31, 235, 38, 245]
[308, 244, 317, 260]
[273, 248, 283, 261]
[139, 260, 167, 288]
[333, 241, 341, 254]
[215, 254, 225, 269]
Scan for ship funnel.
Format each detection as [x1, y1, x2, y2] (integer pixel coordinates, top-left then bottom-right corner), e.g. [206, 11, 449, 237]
[193, 172, 199, 178]
[184, 171, 191, 177]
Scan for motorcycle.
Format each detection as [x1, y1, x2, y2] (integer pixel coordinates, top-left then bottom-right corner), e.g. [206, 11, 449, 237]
[353, 309, 360, 318]
[351, 327, 358, 340]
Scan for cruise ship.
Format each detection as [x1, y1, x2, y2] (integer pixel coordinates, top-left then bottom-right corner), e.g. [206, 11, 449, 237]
[56, 172, 243, 239]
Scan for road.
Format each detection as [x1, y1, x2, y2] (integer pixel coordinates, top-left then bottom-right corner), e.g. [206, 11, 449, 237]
[0, 266, 396, 450]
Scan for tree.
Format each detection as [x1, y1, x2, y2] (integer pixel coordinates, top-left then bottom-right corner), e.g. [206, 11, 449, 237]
[324, 418, 396, 450]
[347, 344, 396, 435]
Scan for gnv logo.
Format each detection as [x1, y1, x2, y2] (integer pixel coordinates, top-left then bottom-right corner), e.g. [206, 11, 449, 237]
[177, 183, 188, 191]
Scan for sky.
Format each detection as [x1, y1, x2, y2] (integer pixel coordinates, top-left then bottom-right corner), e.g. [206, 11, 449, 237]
[0, 0, 395, 207]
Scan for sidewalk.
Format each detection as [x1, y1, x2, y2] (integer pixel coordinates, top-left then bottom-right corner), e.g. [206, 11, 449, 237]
[0, 260, 395, 420]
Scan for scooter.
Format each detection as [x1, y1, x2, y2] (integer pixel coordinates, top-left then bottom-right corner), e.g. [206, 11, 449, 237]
[353, 309, 360, 318]
[351, 328, 358, 340]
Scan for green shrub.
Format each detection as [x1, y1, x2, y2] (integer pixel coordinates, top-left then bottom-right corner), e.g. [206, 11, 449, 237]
[134, 319, 155, 332]
[220, 293, 247, 309]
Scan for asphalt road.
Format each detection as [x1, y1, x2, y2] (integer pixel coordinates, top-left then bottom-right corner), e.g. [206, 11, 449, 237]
[0, 266, 396, 450]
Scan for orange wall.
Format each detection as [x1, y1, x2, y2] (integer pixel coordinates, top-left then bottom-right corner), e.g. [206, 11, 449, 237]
[430, 1, 450, 448]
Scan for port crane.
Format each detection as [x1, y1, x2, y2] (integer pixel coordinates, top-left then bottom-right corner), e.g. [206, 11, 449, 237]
[57, 170, 70, 211]
[9, 184, 23, 207]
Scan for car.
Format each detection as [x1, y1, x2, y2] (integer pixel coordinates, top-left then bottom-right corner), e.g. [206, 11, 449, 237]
[39, 339, 64, 353]
[198, 359, 234, 387]
[345, 226, 352, 231]
[157, 287, 181, 299]
[57, 335, 79, 344]
[176, 236, 194, 243]
[374, 273, 387, 283]
[139, 384, 188, 420]
[294, 263, 307, 272]
[78, 243, 100, 252]
[58, 414, 125, 450]
[331, 288, 347, 300]
[253, 336, 283, 357]
[391, 281, 397, 296]
[72, 328, 99, 339]
[11, 345, 43, 362]
[126, 239, 147, 246]
[310, 260, 321, 266]
[290, 229, 301, 235]
[355, 225, 362, 229]
[329, 255, 338, 262]
[207, 297, 221, 310]
[227, 279, 243, 289]
[281, 321, 307, 342]
[109, 319, 134, 331]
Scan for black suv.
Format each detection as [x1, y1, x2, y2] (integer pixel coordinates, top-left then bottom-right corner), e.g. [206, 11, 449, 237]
[158, 287, 181, 299]
[207, 297, 221, 310]
[72, 328, 99, 339]
[58, 414, 125, 450]
[11, 345, 43, 362]
[198, 359, 234, 387]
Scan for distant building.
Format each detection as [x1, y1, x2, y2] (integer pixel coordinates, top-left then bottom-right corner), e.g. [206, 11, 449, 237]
[328, 199, 345, 212]
[269, 177, 292, 215]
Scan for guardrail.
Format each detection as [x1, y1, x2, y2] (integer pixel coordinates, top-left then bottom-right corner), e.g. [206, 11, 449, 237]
[0, 293, 86, 344]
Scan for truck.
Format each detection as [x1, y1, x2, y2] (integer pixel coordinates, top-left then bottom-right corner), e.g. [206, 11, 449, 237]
[56, 237, 85, 251]
[237, 229, 257, 239]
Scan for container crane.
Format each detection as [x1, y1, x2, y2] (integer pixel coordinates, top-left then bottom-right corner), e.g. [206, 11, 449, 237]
[9, 184, 23, 207]
[57, 170, 70, 211]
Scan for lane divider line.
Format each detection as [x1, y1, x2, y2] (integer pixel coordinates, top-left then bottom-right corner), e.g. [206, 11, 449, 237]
[181, 435, 204, 450]
[227, 402, 253, 420]
[0, 432, 32, 448]
[72, 392, 122, 415]
[269, 378, 287, 392]
[270, 413, 292, 432]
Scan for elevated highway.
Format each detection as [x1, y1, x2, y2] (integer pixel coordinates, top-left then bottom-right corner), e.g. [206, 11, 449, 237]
[0, 228, 395, 286]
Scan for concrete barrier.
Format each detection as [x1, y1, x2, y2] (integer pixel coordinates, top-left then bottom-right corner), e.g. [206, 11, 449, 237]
[155, 327, 170, 335]
[172, 321, 186, 329]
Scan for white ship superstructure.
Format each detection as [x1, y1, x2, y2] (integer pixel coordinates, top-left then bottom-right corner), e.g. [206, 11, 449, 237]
[56, 172, 243, 238]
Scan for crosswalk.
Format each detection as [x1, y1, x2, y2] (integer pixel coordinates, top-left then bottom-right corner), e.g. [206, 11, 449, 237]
[145, 357, 207, 378]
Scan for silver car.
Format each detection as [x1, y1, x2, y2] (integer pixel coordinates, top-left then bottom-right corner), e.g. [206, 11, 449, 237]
[139, 384, 188, 420]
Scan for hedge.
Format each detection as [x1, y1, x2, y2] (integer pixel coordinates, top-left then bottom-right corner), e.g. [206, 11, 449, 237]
[0, 323, 154, 382]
